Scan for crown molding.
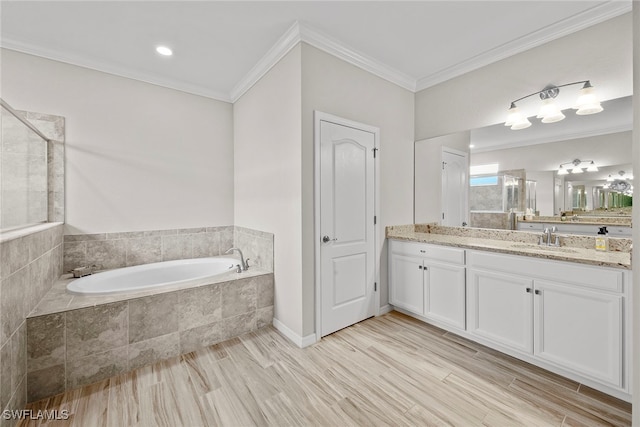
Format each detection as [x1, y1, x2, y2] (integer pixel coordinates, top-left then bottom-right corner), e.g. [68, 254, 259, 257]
[472, 123, 632, 154]
[2, 1, 630, 103]
[230, 21, 417, 102]
[229, 21, 302, 102]
[416, 1, 632, 92]
[298, 23, 416, 92]
[1, 36, 232, 103]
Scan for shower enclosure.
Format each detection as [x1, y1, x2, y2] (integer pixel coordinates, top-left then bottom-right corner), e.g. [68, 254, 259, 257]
[0, 99, 64, 230]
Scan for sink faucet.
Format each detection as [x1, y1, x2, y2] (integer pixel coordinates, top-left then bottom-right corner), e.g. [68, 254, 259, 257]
[542, 226, 559, 246]
[225, 248, 249, 271]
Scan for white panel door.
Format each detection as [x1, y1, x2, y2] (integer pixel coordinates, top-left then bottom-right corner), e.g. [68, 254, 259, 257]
[533, 280, 623, 387]
[467, 268, 533, 354]
[442, 149, 468, 227]
[320, 120, 376, 337]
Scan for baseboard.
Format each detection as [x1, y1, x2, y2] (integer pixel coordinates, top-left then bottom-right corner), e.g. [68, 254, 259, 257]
[378, 304, 393, 315]
[272, 318, 317, 348]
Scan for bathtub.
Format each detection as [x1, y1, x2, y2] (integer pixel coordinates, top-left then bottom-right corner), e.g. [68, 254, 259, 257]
[67, 257, 240, 295]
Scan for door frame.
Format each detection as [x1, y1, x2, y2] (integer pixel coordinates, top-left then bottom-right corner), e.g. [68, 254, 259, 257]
[314, 111, 381, 342]
[441, 146, 469, 226]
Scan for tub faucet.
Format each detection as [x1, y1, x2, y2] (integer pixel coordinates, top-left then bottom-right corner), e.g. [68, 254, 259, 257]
[226, 248, 249, 271]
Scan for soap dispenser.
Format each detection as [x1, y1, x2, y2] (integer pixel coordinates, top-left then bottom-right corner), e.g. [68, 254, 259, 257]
[595, 226, 609, 251]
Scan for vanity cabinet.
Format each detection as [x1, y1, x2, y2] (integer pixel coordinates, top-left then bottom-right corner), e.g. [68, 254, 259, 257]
[467, 250, 625, 389]
[389, 240, 465, 330]
[467, 269, 534, 354]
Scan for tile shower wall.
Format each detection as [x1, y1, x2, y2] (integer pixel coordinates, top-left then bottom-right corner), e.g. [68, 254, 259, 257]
[26, 273, 274, 402]
[0, 224, 64, 423]
[64, 226, 274, 273]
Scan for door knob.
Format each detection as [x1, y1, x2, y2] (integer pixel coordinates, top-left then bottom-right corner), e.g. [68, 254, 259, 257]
[322, 236, 337, 243]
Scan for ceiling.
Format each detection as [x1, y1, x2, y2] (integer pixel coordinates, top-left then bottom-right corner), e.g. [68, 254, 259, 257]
[1, 1, 631, 103]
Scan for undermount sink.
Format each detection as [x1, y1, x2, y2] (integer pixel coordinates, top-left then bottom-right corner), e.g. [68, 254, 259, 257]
[508, 243, 579, 254]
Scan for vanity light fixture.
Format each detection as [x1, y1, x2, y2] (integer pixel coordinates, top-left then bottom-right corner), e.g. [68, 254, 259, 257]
[505, 81, 603, 130]
[607, 172, 633, 193]
[156, 45, 173, 56]
[557, 159, 598, 175]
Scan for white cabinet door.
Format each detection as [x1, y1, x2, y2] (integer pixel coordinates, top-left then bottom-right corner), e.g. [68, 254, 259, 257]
[467, 269, 533, 354]
[389, 254, 424, 315]
[534, 280, 623, 388]
[425, 262, 465, 330]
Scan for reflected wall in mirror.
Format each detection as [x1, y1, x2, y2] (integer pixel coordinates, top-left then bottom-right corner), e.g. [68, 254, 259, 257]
[415, 96, 633, 231]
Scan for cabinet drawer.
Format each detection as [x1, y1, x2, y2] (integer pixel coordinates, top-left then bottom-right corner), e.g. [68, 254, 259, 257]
[389, 240, 465, 265]
[467, 250, 623, 293]
[517, 222, 544, 231]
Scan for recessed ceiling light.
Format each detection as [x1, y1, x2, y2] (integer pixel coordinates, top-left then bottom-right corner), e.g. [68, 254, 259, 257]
[156, 46, 173, 56]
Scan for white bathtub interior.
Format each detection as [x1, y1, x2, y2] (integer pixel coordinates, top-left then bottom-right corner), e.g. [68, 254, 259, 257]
[67, 257, 240, 295]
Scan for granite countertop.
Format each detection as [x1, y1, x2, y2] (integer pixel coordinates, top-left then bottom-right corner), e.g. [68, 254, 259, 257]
[386, 224, 631, 270]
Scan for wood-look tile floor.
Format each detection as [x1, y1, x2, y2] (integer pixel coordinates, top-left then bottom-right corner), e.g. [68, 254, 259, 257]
[20, 312, 631, 426]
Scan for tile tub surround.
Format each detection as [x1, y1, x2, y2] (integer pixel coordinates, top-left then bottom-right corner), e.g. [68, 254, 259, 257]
[386, 223, 631, 269]
[63, 225, 274, 273]
[25, 272, 274, 402]
[0, 223, 64, 424]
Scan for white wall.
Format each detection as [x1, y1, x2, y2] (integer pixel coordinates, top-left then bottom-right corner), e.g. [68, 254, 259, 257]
[415, 132, 470, 223]
[301, 43, 415, 336]
[233, 45, 304, 336]
[631, 4, 639, 425]
[1, 49, 234, 234]
[415, 13, 632, 140]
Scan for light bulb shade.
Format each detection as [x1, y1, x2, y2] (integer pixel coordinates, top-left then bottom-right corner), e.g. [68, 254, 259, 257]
[575, 85, 603, 115]
[607, 174, 614, 182]
[586, 161, 598, 172]
[557, 165, 569, 175]
[505, 104, 523, 127]
[510, 116, 532, 130]
[537, 98, 565, 123]
[571, 166, 583, 174]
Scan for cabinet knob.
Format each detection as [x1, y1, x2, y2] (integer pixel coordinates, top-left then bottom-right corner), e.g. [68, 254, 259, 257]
[418, 265, 423, 269]
[534, 289, 541, 295]
[526, 288, 532, 293]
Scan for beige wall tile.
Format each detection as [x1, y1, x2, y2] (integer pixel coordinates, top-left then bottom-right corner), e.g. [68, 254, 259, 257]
[129, 333, 180, 371]
[26, 364, 65, 403]
[66, 302, 128, 360]
[220, 278, 256, 319]
[129, 293, 178, 343]
[66, 347, 127, 389]
[126, 237, 162, 267]
[27, 313, 65, 372]
[177, 284, 221, 331]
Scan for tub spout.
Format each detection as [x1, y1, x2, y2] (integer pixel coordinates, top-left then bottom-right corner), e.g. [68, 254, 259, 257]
[226, 248, 249, 271]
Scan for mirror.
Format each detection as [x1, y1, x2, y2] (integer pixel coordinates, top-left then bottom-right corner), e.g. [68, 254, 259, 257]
[415, 96, 633, 231]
